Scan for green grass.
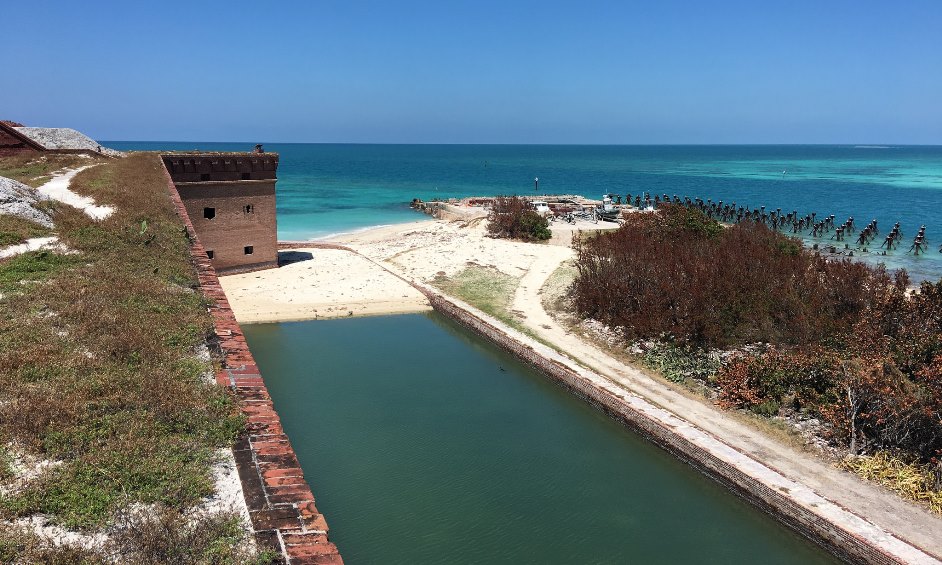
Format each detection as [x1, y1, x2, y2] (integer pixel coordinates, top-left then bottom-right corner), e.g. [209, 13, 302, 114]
[0, 215, 52, 248]
[0, 447, 11, 482]
[431, 265, 527, 331]
[0, 154, 256, 559]
[0, 250, 80, 293]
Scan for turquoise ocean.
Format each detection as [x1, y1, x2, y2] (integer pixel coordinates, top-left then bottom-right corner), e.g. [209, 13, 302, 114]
[111, 143, 942, 281]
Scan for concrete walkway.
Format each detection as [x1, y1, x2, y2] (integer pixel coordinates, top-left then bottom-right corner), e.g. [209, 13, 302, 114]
[508, 250, 942, 561]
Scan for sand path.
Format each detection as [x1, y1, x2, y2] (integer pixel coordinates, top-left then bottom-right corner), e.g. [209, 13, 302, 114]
[0, 236, 61, 260]
[35, 166, 113, 220]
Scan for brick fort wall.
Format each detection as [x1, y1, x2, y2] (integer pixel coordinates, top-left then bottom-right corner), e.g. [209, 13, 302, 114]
[162, 154, 279, 274]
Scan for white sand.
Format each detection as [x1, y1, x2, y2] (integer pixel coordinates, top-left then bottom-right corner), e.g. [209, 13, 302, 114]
[220, 217, 607, 323]
[0, 236, 61, 259]
[35, 166, 113, 220]
[220, 247, 432, 323]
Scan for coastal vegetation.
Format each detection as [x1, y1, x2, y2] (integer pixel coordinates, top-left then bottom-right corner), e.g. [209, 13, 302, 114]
[432, 265, 526, 333]
[0, 154, 269, 562]
[486, 195, 551, 241]
[0, 215, 51, 247]
[571, 204, 942, 509]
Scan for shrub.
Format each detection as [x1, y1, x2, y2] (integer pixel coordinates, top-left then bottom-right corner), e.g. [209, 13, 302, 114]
[487, 196, 551, 241]
[640, 342, 721, 383]
[572, 203, 942, 464]
[572, 204, 891, 348]
[716, 347, 837, 414]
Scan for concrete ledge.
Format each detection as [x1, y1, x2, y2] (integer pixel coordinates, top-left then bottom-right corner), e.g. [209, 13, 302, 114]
[161, 161, 343, 564]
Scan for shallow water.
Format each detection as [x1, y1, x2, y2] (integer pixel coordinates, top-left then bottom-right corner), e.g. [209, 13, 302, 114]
[243, 313, 838, 564]
[111, 142, 942, 281]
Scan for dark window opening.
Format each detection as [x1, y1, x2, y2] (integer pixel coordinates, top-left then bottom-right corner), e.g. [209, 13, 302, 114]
[244, 245, 254, 255]
[241, 172, 251, 180]
[206, 250, 214, 259]
[243, 204, 254, 214]
[200, 173, 211, 181]
[203, 207, 216, 219]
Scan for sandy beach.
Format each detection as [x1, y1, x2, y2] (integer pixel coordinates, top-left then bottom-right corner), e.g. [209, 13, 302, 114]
[219, 215, 603, 323]
[218, 244, 432, 323]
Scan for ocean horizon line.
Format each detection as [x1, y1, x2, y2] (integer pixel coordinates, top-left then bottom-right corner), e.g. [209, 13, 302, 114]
[104, 141, 942, 148]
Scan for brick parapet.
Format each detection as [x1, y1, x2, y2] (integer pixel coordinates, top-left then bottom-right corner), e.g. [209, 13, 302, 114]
[161, 162, 342, 565]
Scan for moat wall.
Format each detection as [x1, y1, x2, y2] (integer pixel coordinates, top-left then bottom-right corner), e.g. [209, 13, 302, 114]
[162, 162, 342, 565]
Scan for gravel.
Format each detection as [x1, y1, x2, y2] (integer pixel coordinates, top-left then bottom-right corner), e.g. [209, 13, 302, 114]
[0, 176, 54, 228]
[14, 127, 124, 157]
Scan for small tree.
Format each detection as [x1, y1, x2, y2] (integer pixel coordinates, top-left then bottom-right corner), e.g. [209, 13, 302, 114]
[487, 196, 551, 241]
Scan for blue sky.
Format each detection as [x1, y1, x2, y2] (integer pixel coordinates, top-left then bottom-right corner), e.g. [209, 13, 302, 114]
[4, 1, 940, 143]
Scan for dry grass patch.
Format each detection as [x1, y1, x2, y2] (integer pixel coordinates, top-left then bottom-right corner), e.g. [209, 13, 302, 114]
[0, 216, 52, 247]
[843, 452, 942, 514]
[432, 265, 525, 330]
[0, 154, 100, 187]
[0, 153, 262, 559]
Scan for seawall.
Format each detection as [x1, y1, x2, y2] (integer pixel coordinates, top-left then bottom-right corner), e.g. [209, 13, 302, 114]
[162, 165, 343, 564]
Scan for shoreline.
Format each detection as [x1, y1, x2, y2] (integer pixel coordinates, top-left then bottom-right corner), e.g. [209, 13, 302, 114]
[221, 215, 594, 324]
[219, 245, 432, 324]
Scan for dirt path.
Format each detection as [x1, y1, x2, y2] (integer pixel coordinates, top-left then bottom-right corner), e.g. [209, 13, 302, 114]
[509, 250, 942, 559]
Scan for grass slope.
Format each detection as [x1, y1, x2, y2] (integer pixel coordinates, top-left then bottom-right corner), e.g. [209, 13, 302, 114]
[0, 154, 270, 563]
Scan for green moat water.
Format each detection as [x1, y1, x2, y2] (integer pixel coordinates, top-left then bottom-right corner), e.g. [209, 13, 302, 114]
[243, 313, 838, 564]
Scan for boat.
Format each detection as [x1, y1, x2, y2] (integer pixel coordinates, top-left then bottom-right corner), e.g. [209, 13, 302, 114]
[596, 194, 622, 222]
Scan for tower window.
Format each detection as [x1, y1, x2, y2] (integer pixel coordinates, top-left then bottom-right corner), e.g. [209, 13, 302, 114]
[244, 204, 254, 214]
[244, 245, 254, 255]
[206, 250, 214, 259]
[203, 207, 216, 219]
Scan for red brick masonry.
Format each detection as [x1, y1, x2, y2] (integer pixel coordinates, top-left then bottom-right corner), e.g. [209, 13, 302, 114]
[162, 164, 342, 564]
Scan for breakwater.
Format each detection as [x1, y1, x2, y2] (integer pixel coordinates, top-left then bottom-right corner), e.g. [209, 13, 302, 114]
[162, 164, 343, 564]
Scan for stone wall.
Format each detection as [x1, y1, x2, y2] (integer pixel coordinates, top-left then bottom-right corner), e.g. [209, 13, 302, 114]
[163, 166, 342, 564]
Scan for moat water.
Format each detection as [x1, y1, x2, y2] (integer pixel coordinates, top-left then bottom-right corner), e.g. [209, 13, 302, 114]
[243, 313, 837, 564]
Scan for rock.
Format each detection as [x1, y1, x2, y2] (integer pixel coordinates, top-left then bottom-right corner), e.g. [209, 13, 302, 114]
[13, 127, 124, 157]
[0, 176, 54, 228]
